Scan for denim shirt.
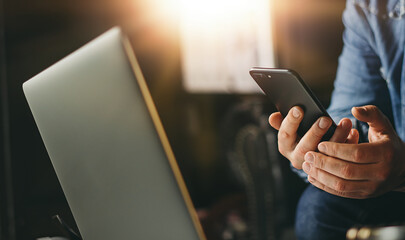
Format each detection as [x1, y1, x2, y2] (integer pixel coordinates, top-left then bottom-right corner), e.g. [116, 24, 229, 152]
[293, 0, 405, 180]
[328, 0, 405, 141]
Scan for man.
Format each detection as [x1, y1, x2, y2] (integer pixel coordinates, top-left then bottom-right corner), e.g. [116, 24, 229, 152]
[269, 1, 405, 239]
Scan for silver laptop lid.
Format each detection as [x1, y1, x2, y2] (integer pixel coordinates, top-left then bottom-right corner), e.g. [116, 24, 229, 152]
[23, 27, 205, 240]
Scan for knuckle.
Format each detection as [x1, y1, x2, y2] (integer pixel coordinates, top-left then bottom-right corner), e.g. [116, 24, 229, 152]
[291, 152, 303, 167]
[320, 184, 328, 192]
[294, 146, 307, 159]
[310, 128, 325, 140]
[291, 160, 302, 169]
[309, 165, 318, 178]
[335, 190, 346, 197]
[334, 180, 346, 192]
[317, 155, 325, 169]
[370, 105, 378, 113]
[368, 105, 379, 117]
[340, 165, 354, 179]
[329, 143, 338, 156]
[278, 130, 290, 141]
[353, 149, 364, 162]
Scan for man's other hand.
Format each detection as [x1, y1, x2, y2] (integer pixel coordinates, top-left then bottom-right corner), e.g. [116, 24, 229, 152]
[302, 105, 405, 199]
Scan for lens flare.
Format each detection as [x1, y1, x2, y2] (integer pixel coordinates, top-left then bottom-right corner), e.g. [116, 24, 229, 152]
[145, 0, 276, 93]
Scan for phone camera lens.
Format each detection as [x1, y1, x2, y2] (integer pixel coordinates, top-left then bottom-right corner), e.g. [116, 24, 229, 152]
[253, 73, 264, 79]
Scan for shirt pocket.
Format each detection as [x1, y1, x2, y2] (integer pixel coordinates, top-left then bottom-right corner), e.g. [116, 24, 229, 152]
[386, 0, 405, 18]
[350, 0, 404, 19]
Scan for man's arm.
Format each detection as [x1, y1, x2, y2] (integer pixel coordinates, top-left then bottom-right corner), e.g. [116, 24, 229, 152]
[327, 1, 394, 140]
[268, 0, 391, 175]
[298, 1, 405, 199]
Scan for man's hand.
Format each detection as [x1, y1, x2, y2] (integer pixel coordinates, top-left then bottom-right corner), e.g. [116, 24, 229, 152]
[302, 105, 405, 199]
[269, 106, 357, 169]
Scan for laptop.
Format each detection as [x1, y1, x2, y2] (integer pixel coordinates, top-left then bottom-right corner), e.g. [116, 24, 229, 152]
[23, 27, 206, 240]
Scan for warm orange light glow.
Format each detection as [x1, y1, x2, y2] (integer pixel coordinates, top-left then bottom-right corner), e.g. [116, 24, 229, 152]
[145, 0, 276, 93]
[179, 0, 252, 25]
[146, 0, 257, 30]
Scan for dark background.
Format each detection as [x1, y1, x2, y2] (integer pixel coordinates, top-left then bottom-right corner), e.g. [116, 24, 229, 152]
[0, 0, 346, 239]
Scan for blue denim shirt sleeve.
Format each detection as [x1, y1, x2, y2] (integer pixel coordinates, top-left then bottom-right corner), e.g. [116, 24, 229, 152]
[327, 0, 394, 142]
[292, 0, 397, 180]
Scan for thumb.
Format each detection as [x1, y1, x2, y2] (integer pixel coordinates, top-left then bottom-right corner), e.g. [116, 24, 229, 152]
[351, 105, 394, 133]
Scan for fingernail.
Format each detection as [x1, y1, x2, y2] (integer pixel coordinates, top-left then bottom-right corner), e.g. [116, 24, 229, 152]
[303, 162, 311, 173]
[318, 117, 330, 129]
[341, 119, 349, 128]
[292, 107, 300, 118]
[318, 143, 326, 152]
[305, 152, 314, 164]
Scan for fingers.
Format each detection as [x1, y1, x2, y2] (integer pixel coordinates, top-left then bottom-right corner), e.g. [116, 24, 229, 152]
[269, 108, 360, 172]
[346, 128, 359, 144]
[269, 112, 283, 130]
[293, 116, 332, 158]
[318, 141, 387, 164]
[352, 105, 394, 133]
[300, 105, 402, 199]
[303, 162, 371, 195]
[277, 107, 304, 160]
[304, 151, 377, 180]
[307, 176, 370, 199]
[329, 118, 352, 143]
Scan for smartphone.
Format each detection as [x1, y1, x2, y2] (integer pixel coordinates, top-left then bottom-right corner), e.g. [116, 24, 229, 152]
[249, 67, 336, 141]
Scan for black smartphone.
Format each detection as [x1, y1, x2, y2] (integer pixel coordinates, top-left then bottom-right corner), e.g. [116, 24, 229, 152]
[250, 67, 336, 141]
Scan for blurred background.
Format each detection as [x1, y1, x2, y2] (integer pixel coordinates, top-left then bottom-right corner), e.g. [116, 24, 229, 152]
[0, 0, 345, 239]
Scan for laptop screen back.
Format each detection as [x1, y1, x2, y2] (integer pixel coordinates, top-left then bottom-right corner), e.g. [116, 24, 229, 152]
[23, 28, 205, 240]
